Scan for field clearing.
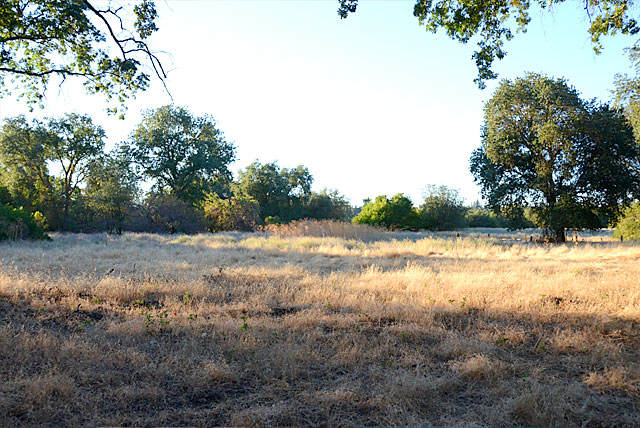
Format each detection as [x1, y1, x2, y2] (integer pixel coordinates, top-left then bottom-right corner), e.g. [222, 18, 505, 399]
[0, 230, 639, 427]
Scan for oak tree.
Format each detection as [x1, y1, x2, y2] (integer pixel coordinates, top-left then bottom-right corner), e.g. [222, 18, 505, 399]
[470, 73, 640, 242]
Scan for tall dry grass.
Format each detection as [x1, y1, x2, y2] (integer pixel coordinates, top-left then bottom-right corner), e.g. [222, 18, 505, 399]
[0, 231, 638, 427]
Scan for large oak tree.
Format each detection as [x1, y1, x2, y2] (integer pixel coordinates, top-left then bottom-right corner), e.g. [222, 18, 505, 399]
[470, 73, 640, 242]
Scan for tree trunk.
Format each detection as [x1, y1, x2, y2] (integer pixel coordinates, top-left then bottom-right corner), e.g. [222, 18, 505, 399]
[552, 227, 566, 243]
[63, 192, 70, 232]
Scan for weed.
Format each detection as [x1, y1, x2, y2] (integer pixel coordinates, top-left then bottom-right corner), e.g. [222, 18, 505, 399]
[240, 315, 248, 330]
[497, 336, 509, 345]
[182, 292, 192, 304]
[187, 313, 198, 321]
[536, 340, 547, 353]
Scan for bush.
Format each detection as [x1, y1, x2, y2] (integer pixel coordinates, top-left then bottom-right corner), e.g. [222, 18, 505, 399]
[202, 193, 260, 232]
[352, 194, 420, 230]
[419, 185, 467, 231]
[0, 204, 48, 241]
[129, 194, 206, 234]
[465, 208, 499, 228]
[614, 202, 640, 241]
[304, 189, 353, 221]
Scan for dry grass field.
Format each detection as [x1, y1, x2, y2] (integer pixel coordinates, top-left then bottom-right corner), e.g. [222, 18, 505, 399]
[0, 223, 639, 427]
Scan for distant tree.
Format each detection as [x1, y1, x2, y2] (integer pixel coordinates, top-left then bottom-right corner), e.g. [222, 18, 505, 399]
[338, 0, 639, 88]
[465, 208, 499, 228]
[614, 202, 640, 241]
[419, 185, 467, 230]
[471, 73, 640, 242]
[304, 189, 353, 221]
[130, 105, 236, 204]
[0, 116, 57, 224]
[236, 161, 313, 222]
[352, 193, 420, 229]
[0, 0, 165, 114]
[48, 113, 105, 231]
[84, 149, 139, 233]
[614, 40, 640, 145]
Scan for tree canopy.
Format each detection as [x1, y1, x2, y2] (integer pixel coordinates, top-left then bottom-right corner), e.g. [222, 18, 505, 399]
[236, 161, 313, 223]
[338, 0, 639, 88]
[0, 0, 165, 114]
[470, 73, 640, 241]
[130, 105, 236, 204]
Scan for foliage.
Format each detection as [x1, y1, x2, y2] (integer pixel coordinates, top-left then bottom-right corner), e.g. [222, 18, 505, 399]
[202, 193, 260, 232]
[48, 113, 105, 231]
[236, 161, 313, 222]
[83, 149, 139, 234]
[137, 194, 206, 234]
[465, 208, 498, 228]
[0, 115, 59, 226]
[0, 0, 165, 114]
[130, 105, 236, 204]
[353, 194, 420, 230]
[0, 204, 48, 240]
[614, 202, 640, 241]
[304, 189, 353, 221]
[470, 73, 640, 241]
[419, 185, 467, 230]
[338, 0, 639, 88]
[0, 113, 105, 231]
[614, 39, 640, 144]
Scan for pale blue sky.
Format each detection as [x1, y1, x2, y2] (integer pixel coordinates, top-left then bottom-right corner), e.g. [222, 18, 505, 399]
[0, 0, 636, 206]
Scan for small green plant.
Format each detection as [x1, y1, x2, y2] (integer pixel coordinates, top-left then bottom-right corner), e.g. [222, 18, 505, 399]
[182, 292, 192, 304]
[460, 296, 467, 309]
[157, 311, 170, 325]
[496, 336, 509, 345]
[448, 299, 455, 304]
[240, 315, 248, 330]
[536, 340, 547, 352]
[141, 309, 171, 335]
[92, 297, 101, 304]
[132, 299, 145, 307]
[187, 313, 198, 321]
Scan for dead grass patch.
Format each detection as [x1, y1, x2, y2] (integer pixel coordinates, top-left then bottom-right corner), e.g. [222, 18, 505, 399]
[0, 232, 638, 427]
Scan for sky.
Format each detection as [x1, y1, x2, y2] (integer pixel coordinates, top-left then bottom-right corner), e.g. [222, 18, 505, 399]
[0, 0, 637, 206]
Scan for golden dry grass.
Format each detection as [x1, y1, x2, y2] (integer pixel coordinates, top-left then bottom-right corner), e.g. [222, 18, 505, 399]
[0, 229, 638, 427]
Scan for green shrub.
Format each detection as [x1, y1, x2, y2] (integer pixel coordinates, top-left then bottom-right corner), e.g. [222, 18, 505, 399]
[0, 204, 48, 241]
[614, 202, 640, 241]
[353, 194, 420, 230]
[465, 208, 500, 228]
[419, 185, 467, 231]
[264, 216, 281, 225]
[202, 193, 260, 232]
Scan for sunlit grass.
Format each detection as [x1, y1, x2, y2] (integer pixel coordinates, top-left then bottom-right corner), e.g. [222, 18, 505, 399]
[0, 229, 638, 427]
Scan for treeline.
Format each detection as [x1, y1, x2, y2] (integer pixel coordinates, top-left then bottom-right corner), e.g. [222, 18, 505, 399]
[0, 106, 355, 238]
[352, 186, 533, 231]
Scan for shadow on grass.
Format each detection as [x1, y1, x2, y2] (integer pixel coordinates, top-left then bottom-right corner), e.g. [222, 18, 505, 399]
[1, 282, 638, 428]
